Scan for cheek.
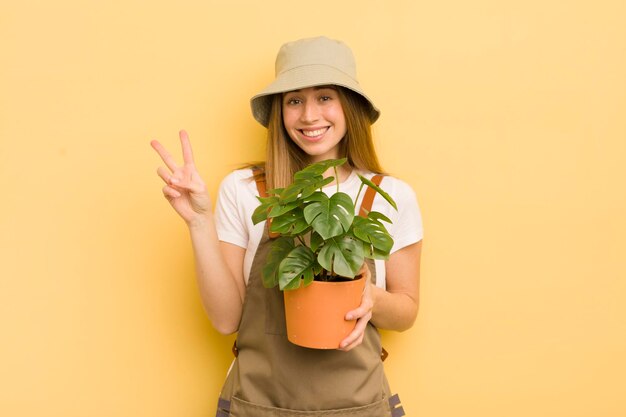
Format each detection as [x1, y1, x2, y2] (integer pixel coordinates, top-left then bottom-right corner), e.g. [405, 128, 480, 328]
[282, 108, 297, 130]
[331, 107, 347, 132]
[281, 111, 299, 141]
[327, 101, 345, 120]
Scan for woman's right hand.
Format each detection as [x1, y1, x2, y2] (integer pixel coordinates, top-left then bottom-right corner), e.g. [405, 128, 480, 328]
[151, 130, 212, 226]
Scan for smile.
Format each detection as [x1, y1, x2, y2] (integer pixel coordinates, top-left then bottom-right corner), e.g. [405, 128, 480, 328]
[300, 127, 329, 138]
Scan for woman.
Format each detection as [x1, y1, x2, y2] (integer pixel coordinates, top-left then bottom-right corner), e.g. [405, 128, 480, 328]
[151, 36, 422, 416]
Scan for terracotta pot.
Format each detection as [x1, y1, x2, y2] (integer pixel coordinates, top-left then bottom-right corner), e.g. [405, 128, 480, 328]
[283, 276, 366, 349]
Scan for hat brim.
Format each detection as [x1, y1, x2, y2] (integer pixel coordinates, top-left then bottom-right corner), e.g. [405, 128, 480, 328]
[250, 64, 380, 127]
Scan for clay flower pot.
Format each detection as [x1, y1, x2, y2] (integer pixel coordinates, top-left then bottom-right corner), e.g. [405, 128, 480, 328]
[283, 276, 366, 349]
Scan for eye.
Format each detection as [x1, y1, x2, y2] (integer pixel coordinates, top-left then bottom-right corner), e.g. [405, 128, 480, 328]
[285, 97, 302, 105]
[319, 96, 331, 102]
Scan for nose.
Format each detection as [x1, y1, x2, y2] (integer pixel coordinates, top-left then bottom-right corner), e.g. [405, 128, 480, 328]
[300, 100, 320, 123]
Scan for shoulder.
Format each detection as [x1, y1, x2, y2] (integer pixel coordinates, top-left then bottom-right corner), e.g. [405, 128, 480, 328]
[360, 172, 418, 203]
[217, 168, 267, 220]
[372, 174, 421, 224]
[376, 175, 424, 250]
[218, 168, 258, 196]
[220, 168, 255, 187]
[383, 176, 417, 200]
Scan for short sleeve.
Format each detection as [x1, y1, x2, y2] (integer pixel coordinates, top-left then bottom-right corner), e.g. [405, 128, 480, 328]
[214, 171, 249, 249]
[389, 180, 423, 253]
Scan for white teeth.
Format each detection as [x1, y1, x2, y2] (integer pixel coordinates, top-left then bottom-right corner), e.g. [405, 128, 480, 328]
[302, 128, 327, 137]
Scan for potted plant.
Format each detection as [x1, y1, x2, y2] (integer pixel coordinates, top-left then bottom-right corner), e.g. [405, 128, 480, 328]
[252, 158, 397, 349]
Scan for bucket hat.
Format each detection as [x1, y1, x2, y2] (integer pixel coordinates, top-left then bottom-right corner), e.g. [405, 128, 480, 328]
[250, 36, 380, 127]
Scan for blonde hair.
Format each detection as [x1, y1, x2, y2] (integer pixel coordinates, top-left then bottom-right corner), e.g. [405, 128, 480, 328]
[260, 86, 383, 189]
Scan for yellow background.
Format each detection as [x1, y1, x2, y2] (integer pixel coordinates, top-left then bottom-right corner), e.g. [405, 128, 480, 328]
[1, 1, 625, 416]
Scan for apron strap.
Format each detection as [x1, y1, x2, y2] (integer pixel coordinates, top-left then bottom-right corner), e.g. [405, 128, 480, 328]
[358, 174, 384, 217]
[388, 393, 406, 416]
[252, 167, 279, 239]
[357, 175, 391, 363]
[215, 397, 231, 417]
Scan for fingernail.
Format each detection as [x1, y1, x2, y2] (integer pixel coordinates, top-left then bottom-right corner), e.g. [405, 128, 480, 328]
[170, 177, 179, 184]
[346, 314, 353, 320]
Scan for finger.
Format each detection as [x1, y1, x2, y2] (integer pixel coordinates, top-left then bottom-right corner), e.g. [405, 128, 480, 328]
[158, 166, 204, 197]
[345, 285, 373, 321]
[339, 329, 360, 351]
[339, 314, 370, 351]
[179, 130, 196, 165]
[150, 140, 180, 172]
[156, 166, 176, 184]
[158, 169, 207, 205]
[156, 166, 186, 186]
[162, 185, 181, 199]
[340, 334, 364, 352]
[345, 302, 372, 321]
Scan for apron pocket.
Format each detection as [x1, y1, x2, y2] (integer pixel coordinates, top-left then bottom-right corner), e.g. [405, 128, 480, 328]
[229, 395, 392, 417]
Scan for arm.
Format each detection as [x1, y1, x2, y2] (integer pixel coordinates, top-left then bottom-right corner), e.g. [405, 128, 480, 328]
[151, 130, 245, 335]
[370, 240, 421, 330]
[187, 218, 246, 335]
[339, 240, 422, 351]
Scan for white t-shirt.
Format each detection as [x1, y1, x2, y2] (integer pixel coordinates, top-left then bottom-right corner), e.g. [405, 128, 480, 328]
[214, 168, 423, 288]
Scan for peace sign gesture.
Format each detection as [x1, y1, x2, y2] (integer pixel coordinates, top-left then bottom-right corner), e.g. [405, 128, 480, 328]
[151, 130, 212, 226]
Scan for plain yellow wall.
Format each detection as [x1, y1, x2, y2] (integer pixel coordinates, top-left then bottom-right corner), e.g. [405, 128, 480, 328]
[1, 1, 625, 416]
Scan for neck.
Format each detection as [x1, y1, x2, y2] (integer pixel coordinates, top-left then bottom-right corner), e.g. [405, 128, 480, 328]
[323, 164, 352, 186]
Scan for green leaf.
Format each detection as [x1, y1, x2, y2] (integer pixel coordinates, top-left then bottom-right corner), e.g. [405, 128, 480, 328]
[293, 171, 322, 181]
[268, 201, 299, 218]
[278, 245, 317, 290]
[317, 236, 364, 278]
[367, 211, 392, 224]
[270, 208, 309, 235]
[310, 231, 323, 253]
[257, 195, 279, 204]
[302, 191, 327, 203]
[280, 175, 332, 202]
[280, 181, 308, 203]
[252, 196, 279, 225]
[296, 158, 347, 177]
[362, 242, 390, 260]
[301, 176, 334, 197]
[357, 175, 397, 210]
[266, 187, 284, 196]
[352, 216, 394, 254]
[262, 237, 295, 288]
[303, 192, 355, 240]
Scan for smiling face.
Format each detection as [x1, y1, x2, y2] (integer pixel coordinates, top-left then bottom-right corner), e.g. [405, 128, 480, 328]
[282, 86, 347, 163]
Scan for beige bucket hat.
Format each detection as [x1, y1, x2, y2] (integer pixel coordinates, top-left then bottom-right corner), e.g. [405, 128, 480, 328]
[250, 36, 380, 127]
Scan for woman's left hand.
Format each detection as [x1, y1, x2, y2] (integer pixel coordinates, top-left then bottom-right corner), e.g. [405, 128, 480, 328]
[339, 263, 376, 352]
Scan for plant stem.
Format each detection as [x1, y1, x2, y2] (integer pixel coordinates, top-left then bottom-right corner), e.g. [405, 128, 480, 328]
[354, 182, 365, 207]
[333, 165, 339, 194]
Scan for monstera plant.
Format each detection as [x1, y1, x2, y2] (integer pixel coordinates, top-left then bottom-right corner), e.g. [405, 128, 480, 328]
[252, 158, 397, 291]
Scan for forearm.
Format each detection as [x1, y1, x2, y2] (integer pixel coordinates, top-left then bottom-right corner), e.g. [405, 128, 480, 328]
[370, 285, 419, 331]
[370, 242, 422, 331]
[188, 215, 244, 335]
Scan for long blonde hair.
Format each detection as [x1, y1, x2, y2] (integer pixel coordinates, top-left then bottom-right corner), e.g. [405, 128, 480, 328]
[261, 86, 384, 190]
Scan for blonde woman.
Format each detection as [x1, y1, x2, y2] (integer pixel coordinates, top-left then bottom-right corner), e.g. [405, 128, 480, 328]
[151, 36, 422, 417]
